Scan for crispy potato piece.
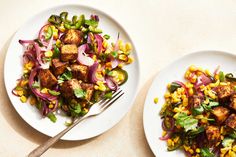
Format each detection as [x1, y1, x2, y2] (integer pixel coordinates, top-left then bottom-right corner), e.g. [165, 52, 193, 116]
[71, 64, 89, 82]
[226, 114, 236, 129]
[52, 58, 68, 76]
[61, 44, 78, 62]
[38, 69, 57, 88]
[211, 106, 230, 124]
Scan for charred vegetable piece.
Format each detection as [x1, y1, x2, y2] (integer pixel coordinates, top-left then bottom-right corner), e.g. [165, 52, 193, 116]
[167, 134, 183, 151]
[110, 68, 128, 85]
[225, 73, 236, 82]
[169, 82, 181, 93]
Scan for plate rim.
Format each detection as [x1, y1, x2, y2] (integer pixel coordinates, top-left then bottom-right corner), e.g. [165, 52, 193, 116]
[143, 50, 236, 155]
[4, 3, 141, 140]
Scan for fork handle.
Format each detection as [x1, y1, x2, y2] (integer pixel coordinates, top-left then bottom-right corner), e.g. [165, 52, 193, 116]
[28, 115, 88, 157]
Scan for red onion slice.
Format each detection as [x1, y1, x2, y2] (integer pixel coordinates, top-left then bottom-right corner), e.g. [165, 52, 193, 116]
[77, 44, 94, 66]
[111, 59, 119, 69]
[174, 81, 189, 97]
[105, 77, 118, 91]
[159, 132, 171, 141]
[88, 62, 104, 83]
[94, 34, 103, 54]
[38, 24, 51, 47]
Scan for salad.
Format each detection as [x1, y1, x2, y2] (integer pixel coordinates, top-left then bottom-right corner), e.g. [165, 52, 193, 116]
[12, 12, 133, 123]
[159, 65, 236, 157]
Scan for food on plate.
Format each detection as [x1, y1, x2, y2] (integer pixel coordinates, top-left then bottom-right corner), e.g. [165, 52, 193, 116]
[159, 65, 236, 157]
[12, 12, 133, 123]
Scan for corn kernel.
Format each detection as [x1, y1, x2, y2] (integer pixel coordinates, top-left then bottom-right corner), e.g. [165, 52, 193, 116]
[154, 97, 159, 104]
[29, 96, 37, 105]
[189, 65, 197, 72]
[49, 104, 54, 109]
[188, 88, 194, 95]
[215, 74, 219, 80]
[20, 95, 27, 103]
[102, 40, 108, 48]
[94, 85, 99, 90]
[167, 139, 172, 146]
[125, 42, 132, 51]
[185, 71, 190, 78]
[232, 145, 236, 152]
[196, 148, 200, 153]
[17, 90, 24, 96]
[118, 63, 123, 68]
[126, 56, 134, 64]
[164, 92, 171, 98]
[105, 62, 112, 67]
[189, 149, 194, 154]
[45, 50, 53, 57]
[162, 131, 167, 136]
[56, 39, 61, 47]
[41, 88, 48, 94]
[118, 54, 128, 61]
[58, 24, 66, 32]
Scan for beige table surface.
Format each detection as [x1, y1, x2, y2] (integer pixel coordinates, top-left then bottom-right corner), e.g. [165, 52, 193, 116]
[1, 0, 236, 156]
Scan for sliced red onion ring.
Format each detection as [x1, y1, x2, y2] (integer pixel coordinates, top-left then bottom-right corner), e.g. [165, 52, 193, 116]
[111, 59, 119, 69]
[159, 132, 171, 141]
[77, 44, 94, 66]
[174, 81, 189, 97]
[88, 62, 104, 83]
[105, 77, 118, 91]
[162, 117, 175, 131]
[214, 65, 220, 76]
[38, 24, 51, 47]
[94, 34, 103, 54]
[29, 68, 57, 101]
[194, 74, 212, 89]
[42, 101, 49, 116]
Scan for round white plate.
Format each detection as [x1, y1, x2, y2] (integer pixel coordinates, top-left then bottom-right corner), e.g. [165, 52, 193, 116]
[4, 4, 140, 140]
[143, 50, 236, 156]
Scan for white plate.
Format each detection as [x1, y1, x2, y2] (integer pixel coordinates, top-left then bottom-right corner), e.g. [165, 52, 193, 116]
[4, 4, 140, 140]
[143, 50, 236, 156]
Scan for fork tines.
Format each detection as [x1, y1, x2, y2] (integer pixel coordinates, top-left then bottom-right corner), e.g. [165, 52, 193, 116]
[99, 89, 124, 110]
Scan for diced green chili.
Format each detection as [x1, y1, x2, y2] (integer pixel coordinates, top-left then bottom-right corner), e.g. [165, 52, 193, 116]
[219, 71, 225, 82]
[169, 82, 181, 93]
[225, 73, 236, 82]
[48, 15, 62, 25]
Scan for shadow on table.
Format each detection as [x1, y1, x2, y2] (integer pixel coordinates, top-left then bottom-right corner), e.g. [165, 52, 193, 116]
[0, 36, 95, 150]
[128, 74, 156, 157]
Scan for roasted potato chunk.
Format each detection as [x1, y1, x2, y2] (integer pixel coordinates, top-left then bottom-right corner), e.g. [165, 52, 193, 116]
[216, 85, 233, 102]
[229, 94, 236, 112]
[226, 114, 236, 129]
[71, 64, 89, 82]
[60, 79, 81, 98]
[63, 29, 83, 45]
[206, 125, 221, 144]
[52, 58, 68, 76]
[211, 106, 230, 124]
[81, 83, 94, 101]
[189, 94, 203, 108]
[38, 69, 57, 88]
[61, 44, 78, 62]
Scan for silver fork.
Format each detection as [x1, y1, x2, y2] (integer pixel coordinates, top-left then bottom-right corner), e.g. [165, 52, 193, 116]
[28, 89, 124, 157]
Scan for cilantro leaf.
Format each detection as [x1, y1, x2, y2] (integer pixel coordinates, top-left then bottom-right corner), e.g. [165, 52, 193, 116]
[47, 112, 57, 123]
[200, 148, 214, 157]
[175, 113, 198, 132]
[74, 88, 86, 99]
[48, 90, 60, 96]
[58, 70, 72, 83]
[69, 104, 82, 117]
[32, 81, 40, 88]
